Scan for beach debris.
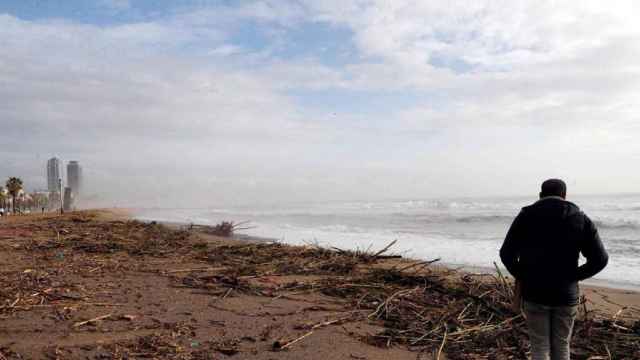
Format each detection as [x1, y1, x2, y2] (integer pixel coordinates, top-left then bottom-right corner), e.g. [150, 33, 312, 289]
[73, 313, 113, 327]
[191, 220, 254, 237]
[273, 331, 314, 351]
[1, 211, 638, 359]
[273, 316, 358, 351]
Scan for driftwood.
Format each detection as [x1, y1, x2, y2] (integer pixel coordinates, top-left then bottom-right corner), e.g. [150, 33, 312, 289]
[273, 316, 356, 351]
[189, 221, 254, 237]
[73, 313, 113, 327]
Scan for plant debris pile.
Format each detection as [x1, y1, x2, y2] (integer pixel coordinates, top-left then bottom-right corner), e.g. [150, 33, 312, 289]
[198, 242, 359, 276]
[190, 221, 254, 237]
[188, 243, 639, 359]
[18, 216, 191, 256]
[0, 211, 638, 359]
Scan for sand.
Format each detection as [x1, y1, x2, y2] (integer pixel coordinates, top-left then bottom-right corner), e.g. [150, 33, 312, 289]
[0, 210, 637, 359]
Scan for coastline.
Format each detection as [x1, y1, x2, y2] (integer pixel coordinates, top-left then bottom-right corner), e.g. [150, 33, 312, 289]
[145, 213, 640, 322]
[148, 214, 640, 323]
[238, 237, 640, 292]
[138, 211, 640, 292]
[1, 209, 638, 359]
[131, 199, 640, 290]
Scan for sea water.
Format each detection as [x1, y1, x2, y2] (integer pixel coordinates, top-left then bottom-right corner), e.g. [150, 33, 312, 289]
[134, 194, 640, 289]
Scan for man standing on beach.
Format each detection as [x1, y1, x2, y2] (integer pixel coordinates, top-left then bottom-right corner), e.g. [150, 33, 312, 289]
[500, 179, 608, 360]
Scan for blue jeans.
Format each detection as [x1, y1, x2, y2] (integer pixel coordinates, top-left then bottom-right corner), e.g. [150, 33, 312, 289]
[524, 301, 577, 360]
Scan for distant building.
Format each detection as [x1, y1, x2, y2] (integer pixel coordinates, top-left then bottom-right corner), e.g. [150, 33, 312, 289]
[48, 191, 61, 210]
[46, 157, 61, 193]
[67, 161, 82, 196]
[63, 187, 74, 212]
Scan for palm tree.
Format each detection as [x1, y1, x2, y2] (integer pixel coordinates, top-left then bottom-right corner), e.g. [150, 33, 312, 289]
[6, 177, 23, 214]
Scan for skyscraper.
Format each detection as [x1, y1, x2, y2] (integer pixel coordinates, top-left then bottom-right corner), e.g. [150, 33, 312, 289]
[67, 161, 82, 196]
[63, 187, 74, 212]
[46, 157, 61, 193]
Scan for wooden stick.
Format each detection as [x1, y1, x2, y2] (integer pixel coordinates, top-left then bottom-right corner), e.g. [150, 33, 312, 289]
[612, 307, 627, 322]
[275, 316, 354, 351]
[311, 317, 350, 330]
[397, 258, 440, 272]
[222, 288, 233, 299]
[436, 327, 447, 360]
[411, 324, 441, 345]
[73, 313, 112, 327]
[1, 302, 124, 310]
[373, 239, 398, 258]
[9, 297, 20, 308]
[279, 331, 314, 350]
[165, 267, 227, 274]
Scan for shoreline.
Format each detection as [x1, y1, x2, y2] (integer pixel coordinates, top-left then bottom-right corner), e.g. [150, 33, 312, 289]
[137, 213, 640, 292]
[143, 215, 640, 319]
[444, 263, 640, 293]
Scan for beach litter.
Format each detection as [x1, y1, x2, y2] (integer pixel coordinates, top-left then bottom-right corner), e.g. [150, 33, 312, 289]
[0, 211, 638, 359]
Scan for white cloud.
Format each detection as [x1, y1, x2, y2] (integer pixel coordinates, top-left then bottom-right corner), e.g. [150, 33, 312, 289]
[3, 1, 640, 205]
[0, 14, 323, 204]
[301, 1, 640, 68]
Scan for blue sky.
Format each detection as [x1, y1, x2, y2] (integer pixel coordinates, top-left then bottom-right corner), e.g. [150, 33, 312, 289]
[0, 0, 202, 24]
[2, 1, 640, 205]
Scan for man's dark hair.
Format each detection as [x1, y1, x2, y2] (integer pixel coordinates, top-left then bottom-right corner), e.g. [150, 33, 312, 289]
[540, 178, 567, 198]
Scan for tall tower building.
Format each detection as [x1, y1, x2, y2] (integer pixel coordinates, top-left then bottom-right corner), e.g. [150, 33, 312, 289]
[67, 161, 82, 196]
[46, 157, 61, 193]
[63, 187, 74, 211]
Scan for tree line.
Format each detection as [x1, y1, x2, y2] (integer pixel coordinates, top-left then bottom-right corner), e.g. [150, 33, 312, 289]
[0, 177, 51, 215]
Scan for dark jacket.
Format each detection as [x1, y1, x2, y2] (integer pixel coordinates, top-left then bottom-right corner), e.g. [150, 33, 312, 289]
[500, 197, 608, 306]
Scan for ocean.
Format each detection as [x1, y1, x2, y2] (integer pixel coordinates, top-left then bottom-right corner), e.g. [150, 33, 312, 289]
[134, 194, 640, 289]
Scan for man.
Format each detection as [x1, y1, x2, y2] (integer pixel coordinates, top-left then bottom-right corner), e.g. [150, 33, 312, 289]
[500, 179, 608, 360]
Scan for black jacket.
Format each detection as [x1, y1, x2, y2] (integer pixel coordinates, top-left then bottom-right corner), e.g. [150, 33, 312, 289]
[500, 197, 608, 306]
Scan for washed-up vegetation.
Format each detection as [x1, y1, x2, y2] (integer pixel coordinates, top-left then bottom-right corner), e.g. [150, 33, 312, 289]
[180, 242, 640, 359]
[0, 211, 638, 359]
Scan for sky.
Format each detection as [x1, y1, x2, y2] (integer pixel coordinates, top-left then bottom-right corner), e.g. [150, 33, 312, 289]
[1, 0, 640, 207]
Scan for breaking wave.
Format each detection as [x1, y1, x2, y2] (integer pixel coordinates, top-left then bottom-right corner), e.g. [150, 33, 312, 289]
[594, 219, 640, 230]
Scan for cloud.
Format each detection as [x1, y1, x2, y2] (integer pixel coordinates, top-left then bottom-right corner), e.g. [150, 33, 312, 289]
[208, 44, 243, 56]
[0, 14, 315, 204]
[2, 1, 640, 206]
[301, 1, 640, 68]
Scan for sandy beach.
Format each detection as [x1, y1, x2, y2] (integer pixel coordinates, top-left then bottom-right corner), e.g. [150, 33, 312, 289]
[0, 210, 638, 359]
